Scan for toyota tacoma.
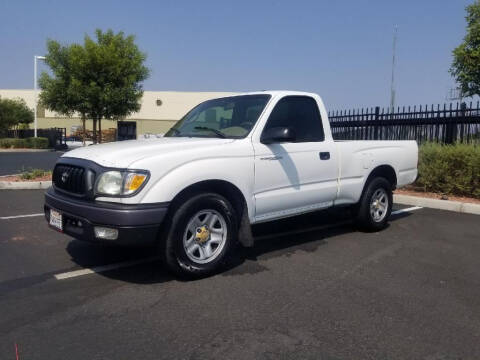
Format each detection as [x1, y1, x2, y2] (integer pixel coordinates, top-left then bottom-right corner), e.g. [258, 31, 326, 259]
[44, 91, 418, 277]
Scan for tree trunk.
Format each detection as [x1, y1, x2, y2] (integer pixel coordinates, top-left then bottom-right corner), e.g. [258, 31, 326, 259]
[98, 118, 102, 143]
[92, 118, 97, 144]
[81, 115, 86, 146]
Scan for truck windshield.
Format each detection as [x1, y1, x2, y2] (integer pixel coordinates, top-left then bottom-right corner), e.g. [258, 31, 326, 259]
[164, 95, 271, 139]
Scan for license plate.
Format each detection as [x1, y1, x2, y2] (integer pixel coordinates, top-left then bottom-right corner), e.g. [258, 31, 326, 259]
[49, 209, 63, 231]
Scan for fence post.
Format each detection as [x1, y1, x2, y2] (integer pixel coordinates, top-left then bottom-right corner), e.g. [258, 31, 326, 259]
[445, 103, 459, 144]
[459, 102, 466, 143]
[329, 102, 479, 143]
[374, 106, 380, 140]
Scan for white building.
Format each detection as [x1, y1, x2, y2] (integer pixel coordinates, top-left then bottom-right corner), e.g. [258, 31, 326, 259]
[0, 89, 237, 136]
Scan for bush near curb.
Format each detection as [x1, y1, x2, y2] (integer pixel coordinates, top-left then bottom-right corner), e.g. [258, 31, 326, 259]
[20, 169, 52, 180]
[416, 143, 480, 199]
[0, 137, 49, 149]
[24, 137, 49, 149]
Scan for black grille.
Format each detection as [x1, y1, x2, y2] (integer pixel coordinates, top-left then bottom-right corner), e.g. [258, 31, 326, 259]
[53, 164, 86, 195]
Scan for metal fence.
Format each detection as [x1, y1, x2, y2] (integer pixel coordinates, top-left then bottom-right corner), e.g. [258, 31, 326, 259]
[5, 128, 66, 149]
[328, 102, 480, 144]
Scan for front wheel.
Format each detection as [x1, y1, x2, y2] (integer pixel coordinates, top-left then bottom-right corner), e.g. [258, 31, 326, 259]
[160, 193, 238, 278]
[354, 177, 393, 232]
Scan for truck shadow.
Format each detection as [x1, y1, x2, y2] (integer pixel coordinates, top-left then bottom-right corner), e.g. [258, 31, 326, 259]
[65, 208, 412, 284]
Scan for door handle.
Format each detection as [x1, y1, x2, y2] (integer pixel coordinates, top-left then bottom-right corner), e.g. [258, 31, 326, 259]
[319, 152, 330, 160]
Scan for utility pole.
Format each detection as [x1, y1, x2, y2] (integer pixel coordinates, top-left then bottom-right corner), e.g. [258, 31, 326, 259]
[390, 26, 398, 111]
[34, 55, 46, 138]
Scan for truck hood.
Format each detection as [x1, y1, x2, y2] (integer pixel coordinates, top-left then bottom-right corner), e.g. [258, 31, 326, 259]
[63, 137, 235, 168]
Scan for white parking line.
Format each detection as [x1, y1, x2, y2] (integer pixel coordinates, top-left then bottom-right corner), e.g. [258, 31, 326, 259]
[54, 257, 160, 280]
[0, 213, 44, 220]
[391, 206, 423, 215]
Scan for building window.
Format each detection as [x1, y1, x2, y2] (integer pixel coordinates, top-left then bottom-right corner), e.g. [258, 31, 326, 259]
[156, 99, 162, 106]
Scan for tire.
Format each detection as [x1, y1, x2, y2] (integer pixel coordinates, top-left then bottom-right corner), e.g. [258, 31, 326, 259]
[160, 192, 238, 278]
[355, 177, 393, 232]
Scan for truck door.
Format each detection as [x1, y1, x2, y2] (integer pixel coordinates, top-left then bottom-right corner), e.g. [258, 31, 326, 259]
[253, 96, 338, 222]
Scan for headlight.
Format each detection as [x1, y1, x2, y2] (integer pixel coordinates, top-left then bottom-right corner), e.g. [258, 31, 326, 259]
[96, 171, 123, 195]
[96, 171, 148, 196]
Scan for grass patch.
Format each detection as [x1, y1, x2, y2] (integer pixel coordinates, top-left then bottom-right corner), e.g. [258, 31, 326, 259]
[20, 169, 52, 180]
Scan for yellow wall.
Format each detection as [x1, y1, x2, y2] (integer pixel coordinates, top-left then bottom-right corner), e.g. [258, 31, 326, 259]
[1, 89, 238, 136]
[136, 119, 177, 135]
[35, 117, 177, 135]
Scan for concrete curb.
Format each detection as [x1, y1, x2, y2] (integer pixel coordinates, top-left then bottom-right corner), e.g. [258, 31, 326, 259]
[0, 149, 52, 152]
[0, 181, 52, 190]
[394, 194, 480, 216]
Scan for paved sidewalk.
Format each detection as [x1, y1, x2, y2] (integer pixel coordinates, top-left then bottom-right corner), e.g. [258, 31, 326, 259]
[394, 194, 480, 215]
[0, 149, 51, 152]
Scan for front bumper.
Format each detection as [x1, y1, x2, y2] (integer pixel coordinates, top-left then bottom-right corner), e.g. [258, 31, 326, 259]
[44, 187, 169, 246]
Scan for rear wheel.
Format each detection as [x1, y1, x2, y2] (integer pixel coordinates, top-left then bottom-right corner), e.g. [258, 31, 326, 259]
[160, 193, 237, 278]
[355, 177, 393, 231]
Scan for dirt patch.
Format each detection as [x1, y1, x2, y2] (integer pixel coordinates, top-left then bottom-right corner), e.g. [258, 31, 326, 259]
[395, 187, 480, 205]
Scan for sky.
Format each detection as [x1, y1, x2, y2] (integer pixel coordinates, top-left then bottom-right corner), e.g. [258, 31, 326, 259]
[0, 0, 473, 110]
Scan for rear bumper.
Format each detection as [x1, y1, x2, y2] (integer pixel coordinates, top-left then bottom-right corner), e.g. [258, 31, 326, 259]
[44, 187, 169, 246]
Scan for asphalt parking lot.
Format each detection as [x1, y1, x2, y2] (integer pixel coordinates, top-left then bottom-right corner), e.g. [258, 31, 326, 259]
[1, 190, 480, 360]
[0, 151, 62, 175]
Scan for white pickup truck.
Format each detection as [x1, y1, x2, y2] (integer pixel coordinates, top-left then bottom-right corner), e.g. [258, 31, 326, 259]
[44, 91, 418, 277]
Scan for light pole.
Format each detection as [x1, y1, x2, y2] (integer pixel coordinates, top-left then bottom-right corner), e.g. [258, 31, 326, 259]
[390, 26, 398, 111]
[34, 55, 46, 138]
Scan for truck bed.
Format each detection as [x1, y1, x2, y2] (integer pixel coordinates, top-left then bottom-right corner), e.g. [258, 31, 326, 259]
[334, 140, 418, 205]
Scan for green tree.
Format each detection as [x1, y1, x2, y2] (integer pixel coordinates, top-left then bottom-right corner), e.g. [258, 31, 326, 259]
[451, 1, 480, 97]
[0, 97, 34, 136]
[39, 29, 150, 143]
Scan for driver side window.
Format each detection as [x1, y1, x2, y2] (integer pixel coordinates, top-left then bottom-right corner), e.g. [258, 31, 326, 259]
[263, 96, 325, 142]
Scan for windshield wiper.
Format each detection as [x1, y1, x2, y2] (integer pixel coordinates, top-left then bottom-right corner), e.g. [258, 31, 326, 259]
[193, 126, 227, 138]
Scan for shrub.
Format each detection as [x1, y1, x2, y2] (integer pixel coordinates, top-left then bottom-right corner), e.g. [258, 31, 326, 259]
[0, 137, 49, 148]
[416, 143, 480, 198]
[0, 138, 11, 147]
[20, 169, 51, 180]
[25, 137, 49, 149]
[0, 138, 26, 148]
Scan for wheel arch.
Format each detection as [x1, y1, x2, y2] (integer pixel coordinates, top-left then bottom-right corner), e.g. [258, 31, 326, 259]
[365, 164, 397, 190]
[169, 180, 245, 216]
[167, 179, 254, 247]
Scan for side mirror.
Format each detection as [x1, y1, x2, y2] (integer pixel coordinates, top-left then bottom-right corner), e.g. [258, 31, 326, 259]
[261, 126, 296, 144]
